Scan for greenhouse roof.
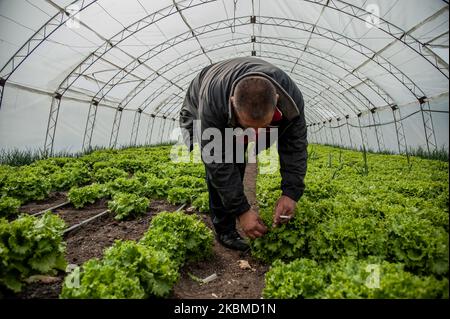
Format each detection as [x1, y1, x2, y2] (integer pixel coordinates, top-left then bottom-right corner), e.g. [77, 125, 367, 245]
[0, 0, 448, 154]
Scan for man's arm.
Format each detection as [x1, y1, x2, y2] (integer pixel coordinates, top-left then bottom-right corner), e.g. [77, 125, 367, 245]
[179, 79, 200, 152]
[278, 77, 308, 202]
[278, 113, 308, 202]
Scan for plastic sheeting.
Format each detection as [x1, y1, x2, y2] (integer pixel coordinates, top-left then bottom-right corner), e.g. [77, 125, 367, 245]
[0, 0, 448, 154]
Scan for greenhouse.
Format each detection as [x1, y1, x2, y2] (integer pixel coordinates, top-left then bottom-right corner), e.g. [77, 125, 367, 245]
[0, 0, 448, 303]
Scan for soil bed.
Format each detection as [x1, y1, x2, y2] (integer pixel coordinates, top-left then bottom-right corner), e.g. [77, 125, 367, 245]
[13, 163, 269, 299]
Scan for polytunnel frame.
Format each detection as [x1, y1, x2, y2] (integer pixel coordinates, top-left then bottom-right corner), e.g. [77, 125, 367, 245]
[137, 41, 411, 154]
[142, 48, 390, 152]
[51, 11, 436, 154]
[136, 48, 391, 153]
[67, 14, 431, 154]
[0, 0, 446, 154]
[1, 0, 446, 103]
[139, 36, 396, 117]
[120, 43, 385, 151]
[105, 40, 370, 149]
[49, 15, 422, 155]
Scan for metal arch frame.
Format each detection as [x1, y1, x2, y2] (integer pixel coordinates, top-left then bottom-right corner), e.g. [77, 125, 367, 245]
[43, 15, 437, 153]
[84, 15, 432, 134]
[129, 43, 420, 153]
[150, 52, 383, 151]
[253, 16, 428, 100]
[304, 0, 449, 79]
[137, 44, 393, 150]
[109, 106, 123, 148]
[77, 15, 407, 116]
[145, 115, 155, 145]
[97, 30, 407, 149]
[135, 39, 368, 115]
[90, 42, 361, 148]
[0, 0, 98, 109]
[2, 0, 446, 111]
[44, 0, 215, 155]
[0, 1, 443, 153]
[135, 35, 384, 114]
[145, 58, 359, 147]
[56, 0, 214, 96]
[391, 105, 408, 154]
[109, 91, 181, 148]
[254, 16, 433, 152]
[420, 100, 439, 154]
[129, 49, 395, 150]
[51, 0, 446, 107]
[133, 48, 363, 129]
[57, 14, 428, 152]
[65, 16, 419, 112]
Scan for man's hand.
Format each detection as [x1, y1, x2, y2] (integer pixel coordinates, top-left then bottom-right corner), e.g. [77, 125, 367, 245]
[238, 208, 268, 239]
[273, 195, 297, 227]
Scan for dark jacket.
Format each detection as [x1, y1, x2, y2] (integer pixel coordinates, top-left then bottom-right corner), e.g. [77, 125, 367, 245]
[179, 57, 307, 216]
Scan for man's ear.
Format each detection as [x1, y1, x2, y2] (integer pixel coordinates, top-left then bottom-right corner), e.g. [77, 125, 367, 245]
[230, 96, 235, 107]
[275, 93, 279, 105]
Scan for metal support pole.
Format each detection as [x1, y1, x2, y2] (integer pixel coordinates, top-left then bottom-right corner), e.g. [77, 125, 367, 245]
[149, 115, 157, 145]
[357, 115, 367, 151]
[109, 107, 123, 148]
[130, 109, 143, 146]
[419, 99, 438, 154]
[167, 119, 176, 142]
[145, 116, 155, 145]
[337, 119, 343, 146]
[375, 112, 386, 152]
[346, 116, 353, 149]
[368, 110, 383, 152]
[391, 105, 408, 154]
[44, 94, 62, 156]
[159, 117, 166, 143]
[318, 125, 325, 145]
[329, 121, 335, 146]
[82, 100, 99, 152]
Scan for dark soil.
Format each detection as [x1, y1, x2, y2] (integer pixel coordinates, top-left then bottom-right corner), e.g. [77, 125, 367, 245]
[14, 199, 179, 299]
[13, 163, 269, 299]
[172, 163, 269, 299]
[19, 191, 68, 214]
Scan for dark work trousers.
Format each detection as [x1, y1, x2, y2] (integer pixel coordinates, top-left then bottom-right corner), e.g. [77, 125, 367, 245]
[205, 161, 247, 235]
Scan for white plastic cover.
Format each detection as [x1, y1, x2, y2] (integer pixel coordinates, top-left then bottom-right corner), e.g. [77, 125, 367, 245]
[0, 0, 448, 154]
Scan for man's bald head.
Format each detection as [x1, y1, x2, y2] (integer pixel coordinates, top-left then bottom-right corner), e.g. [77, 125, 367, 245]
[232, 76, 278, 126]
